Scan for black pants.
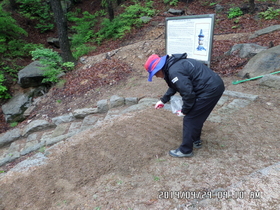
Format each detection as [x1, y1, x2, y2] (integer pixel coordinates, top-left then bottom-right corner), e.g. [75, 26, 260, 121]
[179, 94, 223, 154]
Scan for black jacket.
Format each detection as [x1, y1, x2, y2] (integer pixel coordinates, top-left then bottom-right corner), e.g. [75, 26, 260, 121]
[160, 53, 225, 115]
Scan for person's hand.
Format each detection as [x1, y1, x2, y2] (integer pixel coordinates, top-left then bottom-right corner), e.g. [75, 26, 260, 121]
[155, 100, 164, 109]
[176, 110, 185, 117]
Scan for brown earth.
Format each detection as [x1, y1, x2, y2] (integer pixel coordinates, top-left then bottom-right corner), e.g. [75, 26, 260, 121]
[1, 0, 280, 209]
[1, 70, 280, 210]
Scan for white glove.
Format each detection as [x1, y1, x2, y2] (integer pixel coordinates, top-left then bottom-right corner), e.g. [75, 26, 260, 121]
[176, 110, 185, 117]
[155, 100, 164, 109]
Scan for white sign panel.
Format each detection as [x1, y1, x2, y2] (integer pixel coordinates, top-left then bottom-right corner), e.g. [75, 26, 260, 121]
[166, 14, 215, 66]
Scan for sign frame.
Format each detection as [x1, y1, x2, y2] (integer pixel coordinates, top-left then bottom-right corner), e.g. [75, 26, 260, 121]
[165, 14, 215, 67]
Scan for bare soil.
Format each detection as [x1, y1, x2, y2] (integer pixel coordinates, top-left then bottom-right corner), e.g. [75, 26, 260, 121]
[1, 74, 280, 210]
[0, 0, 280, 209]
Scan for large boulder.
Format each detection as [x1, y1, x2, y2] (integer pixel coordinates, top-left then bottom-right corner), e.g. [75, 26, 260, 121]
[18, 61, 46, 88]
[1, 90, 33, 123]
[238, 45, 280, 78]
[225, 43, 268, 58]
[259, 75, 280, 89]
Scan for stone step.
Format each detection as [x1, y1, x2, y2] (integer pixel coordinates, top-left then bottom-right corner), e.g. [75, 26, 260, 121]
[0, 90, 258, 168]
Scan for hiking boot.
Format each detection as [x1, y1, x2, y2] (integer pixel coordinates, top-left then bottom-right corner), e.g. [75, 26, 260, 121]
[193, 140, 202, 149]
[169, 148, 194, 158]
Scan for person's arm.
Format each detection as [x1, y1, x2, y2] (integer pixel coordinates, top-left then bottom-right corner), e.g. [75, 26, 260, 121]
[172, 74, 196, 115]
[160, 87, 177, 103]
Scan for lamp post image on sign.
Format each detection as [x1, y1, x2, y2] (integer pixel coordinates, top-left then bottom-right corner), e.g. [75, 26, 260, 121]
[165, 14, 215, 67]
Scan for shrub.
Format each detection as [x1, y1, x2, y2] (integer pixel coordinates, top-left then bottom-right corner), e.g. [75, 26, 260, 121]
[0, 4, 29, 56]
[67, 10, 100, 58]
[228, 7, 243, 19]
[259, 7, 280, 20]
[31, 48, 74, 83]
[163, 0, 179, 6]
[0, 72, 10, 99]
[95, 1, 157, 45]
[16, 0, 54, 33]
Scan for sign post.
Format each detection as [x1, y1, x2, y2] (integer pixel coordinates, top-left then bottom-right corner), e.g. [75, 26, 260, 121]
[165, 14, 215, 67]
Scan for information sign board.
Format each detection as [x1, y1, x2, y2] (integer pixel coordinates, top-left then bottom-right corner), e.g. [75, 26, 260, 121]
[165, 14, 215, 66]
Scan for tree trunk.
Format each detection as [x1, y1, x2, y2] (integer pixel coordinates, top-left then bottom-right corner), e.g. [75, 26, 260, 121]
[117, 0, 122, 6]
[249, 0, 255, 14]
[50, 0, 76, 64]
[107, 0, 114, 21]
[9, 0, 17, 10]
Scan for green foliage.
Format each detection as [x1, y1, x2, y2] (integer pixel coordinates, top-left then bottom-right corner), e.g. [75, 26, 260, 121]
[0, 4, 27, 39]
[3, 40, 41, 58]
[16, 0, 54, 33]
[228, 7, 243, 19]
[31, 48, 74, 83]
[95, 1, 157, 45]
[72, 44, 96, 59]
[2, 65, 18, 80]
[0, 72, 11, 99]
[259, 7, 280, 20]
[67, 10, 101, 58]
[0, 3, 41, 59]
[0, 4, 29, 57]
[68, 11, 99, 44]
[10, 122, 18, 127]
[153, 176, 160, 181]
[38, 146, 46, 153]
[62, 62, 75, 71]
[163, 0, 179, 6]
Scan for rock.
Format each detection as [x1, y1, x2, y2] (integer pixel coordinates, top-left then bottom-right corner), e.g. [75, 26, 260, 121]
[238, 45, 280, 78]
[18, 61, 47, 88]
[73, 108, 98, 118]
[121, 103, 152, 114]
[225, 43, 268, 58]
[249, 25, 280, 39]
[0, 152, 20, 167]
[259, 75, 280, 89]
[140, 16, 152, 23]
[1, 91, 33, 123]
[9, 152, 48, 172]
[215, 4, 224, 12]
[67, 122, 82, 136]
[23, 105, 36, 118]
[110, 95, 125, 108]
[168, 8, 185, 15]
[47, 37, 60, 48]
[23, 120, 56, 137]
[51, 124, 69, 137]
[121, 98, 157, 114]
[80, 115, 99, 131]
[104, 109, 121, 121]
[52, 113, 75, 124]
[97, 99, 109, 113]
[223, 90, 258, 101]
[125, 97, 138, 106]
[217, 96, 229, 106]
[138, 97, 158, 105]
[0, 128, 22, 147]
[20, 141, 44, 156]
[219, 99, 252, 114]
[32, 86, 50, 97]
